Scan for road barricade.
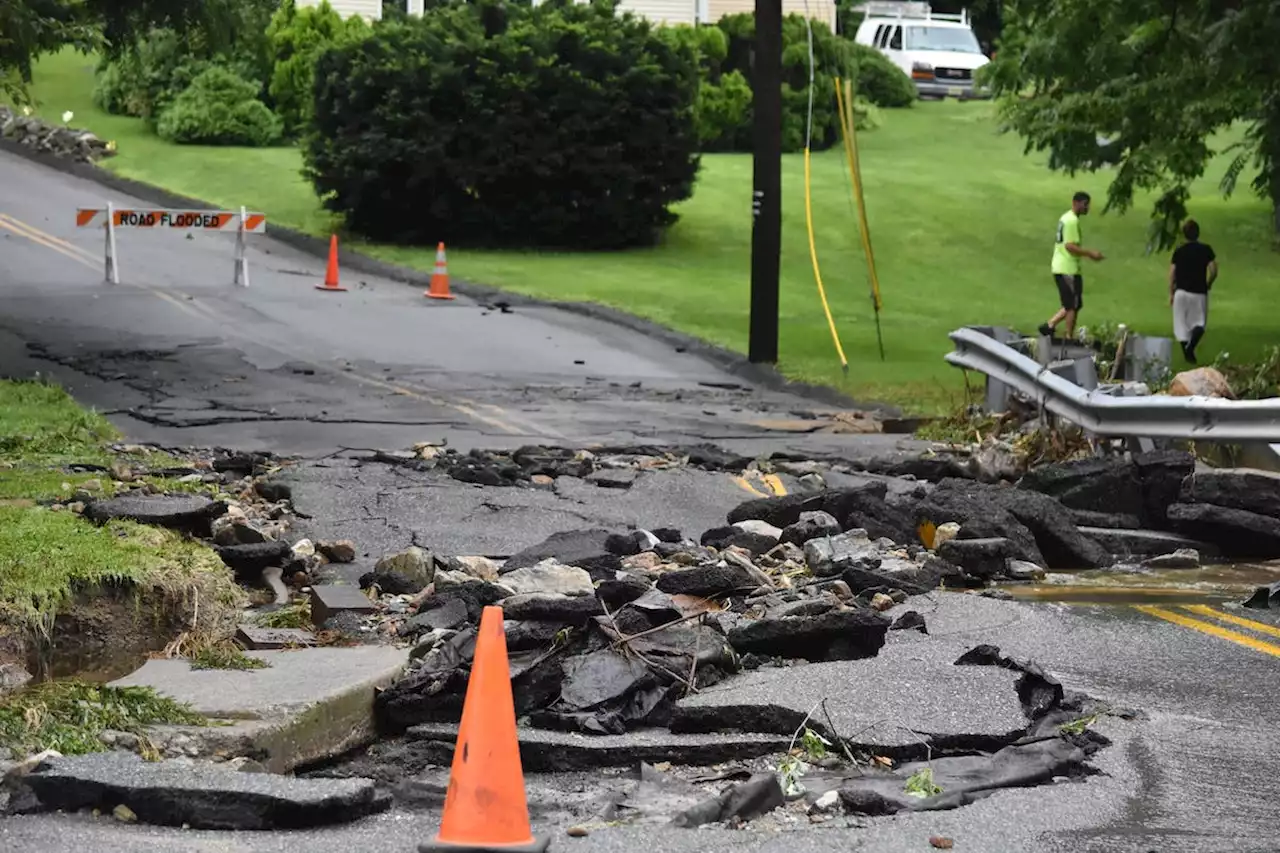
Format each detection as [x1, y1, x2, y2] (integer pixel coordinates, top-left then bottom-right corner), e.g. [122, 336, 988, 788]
[75, 203, 266, 287]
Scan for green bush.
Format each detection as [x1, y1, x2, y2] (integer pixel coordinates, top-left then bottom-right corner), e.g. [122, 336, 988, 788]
[93, 27, 265, 123]
[851, 43, 917, 108]
[156, 66, 283, 147]
[266, 0, 369, 137]
[305, 0, 701, 250]
[696, 70, 752, 151]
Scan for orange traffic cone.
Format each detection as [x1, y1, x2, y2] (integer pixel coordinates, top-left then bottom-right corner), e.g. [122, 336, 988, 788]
[315, 234, 346, 292]
[424, 242, 455, 301]
[419, 606, 547, 853]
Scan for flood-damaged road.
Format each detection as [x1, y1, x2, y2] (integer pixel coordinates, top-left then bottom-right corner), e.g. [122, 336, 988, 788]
[3, 148, 1280, 852]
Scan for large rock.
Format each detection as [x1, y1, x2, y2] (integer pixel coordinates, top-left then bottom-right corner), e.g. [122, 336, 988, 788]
[1181, 468, 1280, 519]
[841, 555, 958, 596]
[499, 559, 595, 597]
[1168, 366, 1234, 398]
[726, 609, 890, 661]
[780, 511, 841, 546]
[1166, 503, 1280, 559]
[83, 493, 225, 535]
[916, 479, 1108, 569]
[501, 529, 621, 580]
[374, 547, 435, 587]
[726, 484, 888, 532]
[12, 753, 387, 829]
[803, 530, 881, 577]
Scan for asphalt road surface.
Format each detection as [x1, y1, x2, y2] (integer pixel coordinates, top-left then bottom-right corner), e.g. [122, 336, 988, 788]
[3, 149, 1280, 852]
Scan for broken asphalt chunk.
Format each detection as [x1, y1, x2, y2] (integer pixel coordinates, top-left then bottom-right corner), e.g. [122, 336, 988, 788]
[12, 752, 388, 830]
[1243, 580, 1280, 609]
[83, 493, 226, 536]
[501, 529, 622, 579]
[671, 772, 784, 828]
[501, 592, 604, 623]
[309, 584, 377, 627]
[727, 608, 889, 662]
[215, 540, 291, 574]
[655, 562, 759, 598]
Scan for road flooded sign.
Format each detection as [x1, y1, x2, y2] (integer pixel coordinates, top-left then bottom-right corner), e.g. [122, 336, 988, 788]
[75, 207, 266, 233]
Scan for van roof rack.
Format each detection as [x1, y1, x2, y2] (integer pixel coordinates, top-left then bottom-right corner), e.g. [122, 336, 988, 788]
[861, 1, 969, 25]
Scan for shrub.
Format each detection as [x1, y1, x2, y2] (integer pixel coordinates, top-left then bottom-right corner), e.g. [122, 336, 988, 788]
[695, 70, 752, 151]
[93, 27, 265, 123]
[851, 42, 917, 108]
[305, 0, 701, 250]
[156, 66, 283, 147]
[266, 0, 369, 137]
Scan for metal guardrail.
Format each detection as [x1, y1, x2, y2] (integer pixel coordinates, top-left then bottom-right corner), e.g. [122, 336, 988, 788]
[946, 327, 1280, 442]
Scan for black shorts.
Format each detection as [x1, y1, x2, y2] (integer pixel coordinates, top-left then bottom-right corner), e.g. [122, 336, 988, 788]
[1054, 273, 1083, 311]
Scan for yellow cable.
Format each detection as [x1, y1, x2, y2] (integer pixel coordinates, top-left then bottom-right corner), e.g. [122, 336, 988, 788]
[838, 78, 883, 311]
[804, 144, 849, 370]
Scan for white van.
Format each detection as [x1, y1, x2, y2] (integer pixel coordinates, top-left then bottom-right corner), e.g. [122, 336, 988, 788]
[853, 2, 990, 100]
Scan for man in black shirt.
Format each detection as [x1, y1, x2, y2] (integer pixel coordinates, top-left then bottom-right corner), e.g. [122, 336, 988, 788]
[1169, 219, 1218, 363]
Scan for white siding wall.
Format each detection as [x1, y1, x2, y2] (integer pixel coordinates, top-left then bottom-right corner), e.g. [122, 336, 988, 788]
[617, 0, 698, 25]
[297, 0, 382, 21]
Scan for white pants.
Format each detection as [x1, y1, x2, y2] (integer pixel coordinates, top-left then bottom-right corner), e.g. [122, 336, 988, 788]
[1173, 290, 1208, 342]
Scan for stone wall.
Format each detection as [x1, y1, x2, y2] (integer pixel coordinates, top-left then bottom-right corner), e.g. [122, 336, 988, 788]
[0, 106, 115, 163]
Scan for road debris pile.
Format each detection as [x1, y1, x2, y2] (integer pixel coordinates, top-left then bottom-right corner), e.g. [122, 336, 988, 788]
[1019, 454, 1280, 560]
[0, 106, 116, 164]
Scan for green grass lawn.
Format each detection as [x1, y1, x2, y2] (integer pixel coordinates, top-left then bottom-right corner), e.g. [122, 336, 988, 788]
[15, 49, 1280, 411]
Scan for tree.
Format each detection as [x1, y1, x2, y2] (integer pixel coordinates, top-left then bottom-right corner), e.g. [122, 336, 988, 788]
[1, 0, 277, 104]
[985, 0, 1279, 251]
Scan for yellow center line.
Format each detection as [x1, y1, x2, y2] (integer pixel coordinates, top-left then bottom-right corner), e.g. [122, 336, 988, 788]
[733, 476, 769, 498]
[0, 217, 97, 270]
[0, 213, 97, 260]
[1134, 604, 1280, 658]
[1181, 604, 1280, 641]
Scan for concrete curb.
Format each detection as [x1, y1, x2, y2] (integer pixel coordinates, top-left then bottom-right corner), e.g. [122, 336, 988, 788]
[0, 137, 899, 417]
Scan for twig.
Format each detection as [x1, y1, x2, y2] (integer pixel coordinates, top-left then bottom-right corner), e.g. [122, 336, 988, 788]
[607, 610, 709, 647]
[820, 698, 859, 767]
[599, 600, 698, 693]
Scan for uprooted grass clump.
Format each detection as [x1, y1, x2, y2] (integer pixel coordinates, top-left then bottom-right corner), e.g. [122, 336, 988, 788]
[0, 680, 206, 758]
[251, 603, 312, 630]
[0, 506, 244, 633]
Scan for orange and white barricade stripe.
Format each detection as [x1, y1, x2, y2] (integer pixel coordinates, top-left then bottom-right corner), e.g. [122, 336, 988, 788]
[75, 205, 267, 287]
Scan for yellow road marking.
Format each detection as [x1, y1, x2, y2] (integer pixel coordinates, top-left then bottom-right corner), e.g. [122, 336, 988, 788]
[1181, 604, 1280, 641]
[1135, 605, 1280, 658]
[763, 474, 787, 496]
[0, 217, 97, 269]
[0, 213, 96, 260]
[733, 476, 768, 498]
[0, 210, 547, 439]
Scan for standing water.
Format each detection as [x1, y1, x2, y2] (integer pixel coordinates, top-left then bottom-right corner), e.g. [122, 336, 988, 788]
[1001, 561, 1280, 606]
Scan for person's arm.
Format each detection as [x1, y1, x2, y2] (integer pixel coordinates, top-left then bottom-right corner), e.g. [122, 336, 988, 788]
[1207, 247, 1218, 288]
[1064, 220, 1103, 260]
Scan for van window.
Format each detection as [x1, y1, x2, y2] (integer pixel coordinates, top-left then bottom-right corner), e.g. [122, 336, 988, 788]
[889, 26, 903, 49]
[872, 24, 885, 45]
[905, 26, 982, 53]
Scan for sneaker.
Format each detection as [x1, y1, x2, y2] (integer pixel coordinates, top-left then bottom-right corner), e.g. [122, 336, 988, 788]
[1038, 323, 1053, 337]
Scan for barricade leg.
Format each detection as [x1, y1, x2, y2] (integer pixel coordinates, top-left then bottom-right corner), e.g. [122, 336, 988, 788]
[234, 205, 250, 288]
[104, 201, 120, 284]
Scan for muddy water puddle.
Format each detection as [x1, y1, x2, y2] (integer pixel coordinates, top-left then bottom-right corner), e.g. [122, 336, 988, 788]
[1001, 561, 1280, 606]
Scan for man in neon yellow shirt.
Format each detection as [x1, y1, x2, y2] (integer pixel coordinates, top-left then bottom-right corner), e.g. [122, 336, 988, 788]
[1039, 191, 1105, 340]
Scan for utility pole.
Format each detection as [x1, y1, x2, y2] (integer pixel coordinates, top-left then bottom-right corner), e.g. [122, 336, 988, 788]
[749, 0, 782, 365]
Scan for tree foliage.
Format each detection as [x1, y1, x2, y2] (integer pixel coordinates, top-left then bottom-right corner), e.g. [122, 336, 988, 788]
[986, 0, 1280, 250]
[266, 0, 368, 138]
[305, 0, 702, 250]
